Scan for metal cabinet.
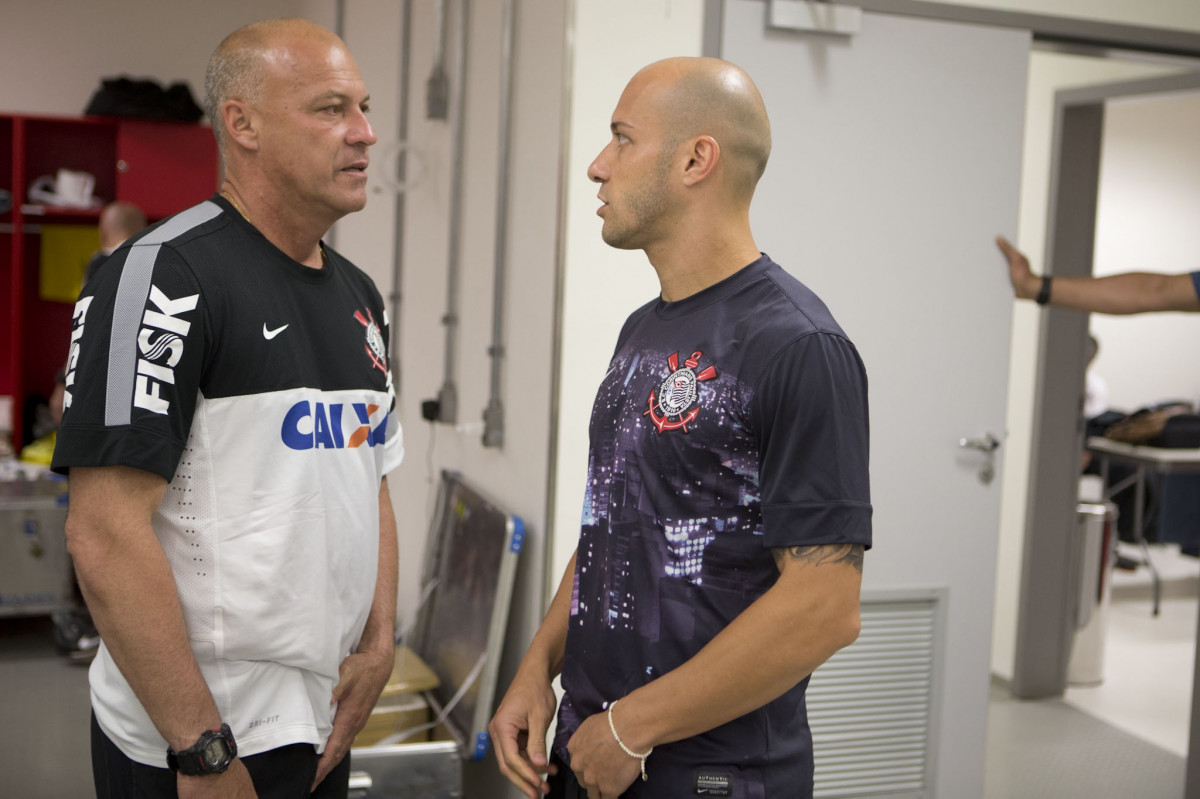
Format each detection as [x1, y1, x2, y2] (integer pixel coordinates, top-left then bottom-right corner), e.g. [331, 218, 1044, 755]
[0, 476, 70, 617]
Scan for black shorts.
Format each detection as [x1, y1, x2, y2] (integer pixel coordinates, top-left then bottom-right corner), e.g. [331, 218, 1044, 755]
[91, 712, 351, 799]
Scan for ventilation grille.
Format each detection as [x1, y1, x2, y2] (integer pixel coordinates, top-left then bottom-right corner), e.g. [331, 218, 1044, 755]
[809, 593, 941, 799]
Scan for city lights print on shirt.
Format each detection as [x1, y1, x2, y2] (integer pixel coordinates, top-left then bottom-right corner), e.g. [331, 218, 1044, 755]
[571, 343, 771, 636]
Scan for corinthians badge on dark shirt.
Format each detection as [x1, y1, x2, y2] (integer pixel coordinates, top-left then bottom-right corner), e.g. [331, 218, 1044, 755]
[644, 350, 717, 434]
[354, 309, 388, 374]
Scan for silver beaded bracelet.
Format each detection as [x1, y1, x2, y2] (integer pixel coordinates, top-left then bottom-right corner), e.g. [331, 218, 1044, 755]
[606, 699, 652, 782]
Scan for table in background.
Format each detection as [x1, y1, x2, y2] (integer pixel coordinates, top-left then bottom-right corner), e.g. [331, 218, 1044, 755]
[1086, 436, 1200, 616]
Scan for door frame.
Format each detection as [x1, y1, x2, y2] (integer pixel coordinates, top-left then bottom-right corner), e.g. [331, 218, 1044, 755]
[1012, 70, 1200, 795]
[1015, 70, 1200, 698]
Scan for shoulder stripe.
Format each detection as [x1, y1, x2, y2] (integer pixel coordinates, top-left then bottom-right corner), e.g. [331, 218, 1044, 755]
[142, 201, 224, 246]
[104, 202, 222, 426]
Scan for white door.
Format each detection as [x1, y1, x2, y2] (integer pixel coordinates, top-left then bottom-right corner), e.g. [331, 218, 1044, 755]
[721, 3, 1028, 796]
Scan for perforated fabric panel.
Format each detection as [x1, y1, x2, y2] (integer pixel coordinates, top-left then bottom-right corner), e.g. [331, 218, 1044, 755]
[155, 393, 217, 647]
[809, 595, 941, 799]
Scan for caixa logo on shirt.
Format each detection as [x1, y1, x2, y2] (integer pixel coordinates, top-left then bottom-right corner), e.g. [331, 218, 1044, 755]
[281, 401, 387, 450]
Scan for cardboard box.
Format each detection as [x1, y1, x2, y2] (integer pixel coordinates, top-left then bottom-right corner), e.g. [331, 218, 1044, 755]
[355, 692, 430, 747]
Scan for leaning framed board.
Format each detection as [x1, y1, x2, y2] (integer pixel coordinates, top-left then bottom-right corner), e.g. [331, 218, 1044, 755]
[408, 470, 524, 761]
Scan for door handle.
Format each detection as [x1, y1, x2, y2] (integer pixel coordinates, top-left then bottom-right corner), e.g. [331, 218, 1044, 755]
[958, 433, 1000, 485]
[959, 433, 1000, 453]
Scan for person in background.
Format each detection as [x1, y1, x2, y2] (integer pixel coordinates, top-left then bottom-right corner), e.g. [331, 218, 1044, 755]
[51, 18, 402, 799]
[996, 235, 1200, 313]
[84, 201, 147, 284]
[42, 203, 147, 662]
[1080, 334, 1110, 473]
[489, 57, 871, 799]
[49, 202, 149, 429]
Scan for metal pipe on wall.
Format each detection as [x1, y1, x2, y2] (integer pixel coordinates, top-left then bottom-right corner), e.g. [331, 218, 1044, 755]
[390, 0, 413, 396]
[436, 0, 470, 424]
[481, 0, 516, 449]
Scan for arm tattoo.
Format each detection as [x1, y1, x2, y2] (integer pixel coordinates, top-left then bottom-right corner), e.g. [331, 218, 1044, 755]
[772, 544, 864, 575]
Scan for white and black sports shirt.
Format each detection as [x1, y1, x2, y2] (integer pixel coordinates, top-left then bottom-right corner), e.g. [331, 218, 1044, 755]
[52, 195, 404, 765]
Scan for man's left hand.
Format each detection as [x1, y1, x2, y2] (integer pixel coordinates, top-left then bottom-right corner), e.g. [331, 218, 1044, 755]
[311, 645, 395, 790]
[566, 711, 642, 799]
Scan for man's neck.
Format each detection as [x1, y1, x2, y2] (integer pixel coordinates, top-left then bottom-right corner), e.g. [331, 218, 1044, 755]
[220, 183, 329, 269]
[649, 236, 760, 303]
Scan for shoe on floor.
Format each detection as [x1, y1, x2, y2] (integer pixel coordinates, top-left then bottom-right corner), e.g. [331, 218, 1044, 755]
[52, 612, 100, 662]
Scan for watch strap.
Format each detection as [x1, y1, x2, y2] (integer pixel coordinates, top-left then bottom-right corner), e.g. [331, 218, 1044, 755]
[1035, 275, 1053, 305]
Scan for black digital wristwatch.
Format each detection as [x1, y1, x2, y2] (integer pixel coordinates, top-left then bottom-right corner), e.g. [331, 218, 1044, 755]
[166, 723, 237, 776]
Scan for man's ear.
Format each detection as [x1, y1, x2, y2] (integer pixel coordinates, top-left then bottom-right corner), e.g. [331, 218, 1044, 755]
[681, 135, 720, 187]
[222, 100, 260, 152]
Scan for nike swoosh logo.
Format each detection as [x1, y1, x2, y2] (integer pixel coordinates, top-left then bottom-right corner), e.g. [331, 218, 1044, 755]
[263, 323, 289, 340]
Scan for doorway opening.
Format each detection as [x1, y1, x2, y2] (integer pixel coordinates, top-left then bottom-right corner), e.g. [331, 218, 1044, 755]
[995, 51, 1200, 794]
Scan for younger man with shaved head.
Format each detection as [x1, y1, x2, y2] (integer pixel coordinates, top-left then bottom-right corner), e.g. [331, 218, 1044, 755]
[53, 18, 401, 798]
[490, 57, 871, 799]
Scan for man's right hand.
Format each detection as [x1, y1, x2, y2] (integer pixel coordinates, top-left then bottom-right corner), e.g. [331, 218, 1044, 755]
[996, 235, 1040, 301]
[177, 759, 257, 798]
[488, 669, 559, 798]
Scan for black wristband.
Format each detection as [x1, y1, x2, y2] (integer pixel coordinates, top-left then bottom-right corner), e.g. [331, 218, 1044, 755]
[1035, 275, 1053, 305]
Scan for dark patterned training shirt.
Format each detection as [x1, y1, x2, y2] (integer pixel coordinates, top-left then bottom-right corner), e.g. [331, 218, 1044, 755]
[554, 254, 872, 799]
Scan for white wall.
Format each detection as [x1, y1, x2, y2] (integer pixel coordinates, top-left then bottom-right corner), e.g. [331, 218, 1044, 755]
[0, 1, 333, 118]
[345, 3, 569, 796]
[550, 0, 705, 591]
[1091, 91, 1200, 411]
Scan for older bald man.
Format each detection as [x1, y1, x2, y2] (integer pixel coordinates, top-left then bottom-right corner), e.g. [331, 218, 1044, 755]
[53, 19, 401, 799]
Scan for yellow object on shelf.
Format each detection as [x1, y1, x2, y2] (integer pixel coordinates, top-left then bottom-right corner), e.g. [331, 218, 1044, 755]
[40, 225, 99, 303]
[19, 431, 56, 465]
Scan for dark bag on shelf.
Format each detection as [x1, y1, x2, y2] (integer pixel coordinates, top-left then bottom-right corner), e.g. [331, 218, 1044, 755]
[84, 76, 204, 123]
[1102, 403, 1192, 445]
[1149, 414, 1200, 448]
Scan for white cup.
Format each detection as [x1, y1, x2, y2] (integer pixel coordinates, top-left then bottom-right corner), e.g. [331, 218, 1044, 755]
[53, 169, 95, 207]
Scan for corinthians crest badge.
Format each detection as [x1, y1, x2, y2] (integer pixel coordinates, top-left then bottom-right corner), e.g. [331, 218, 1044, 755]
[644, 350, 717, 433]
[354, 309, 388, 374]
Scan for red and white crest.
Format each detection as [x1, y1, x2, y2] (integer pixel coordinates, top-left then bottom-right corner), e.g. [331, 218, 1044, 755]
[354, 309, 388, 374]
[644, 350, 717, 433]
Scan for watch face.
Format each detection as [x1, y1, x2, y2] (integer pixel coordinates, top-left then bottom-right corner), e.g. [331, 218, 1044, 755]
[202, 737, 230, 767]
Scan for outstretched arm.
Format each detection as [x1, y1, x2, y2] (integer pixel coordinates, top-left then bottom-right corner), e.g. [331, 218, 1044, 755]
[996, 235, 1200, 314]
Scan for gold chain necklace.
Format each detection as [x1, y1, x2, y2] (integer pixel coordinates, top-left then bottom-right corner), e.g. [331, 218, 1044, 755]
[220, 189, 248, 221]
